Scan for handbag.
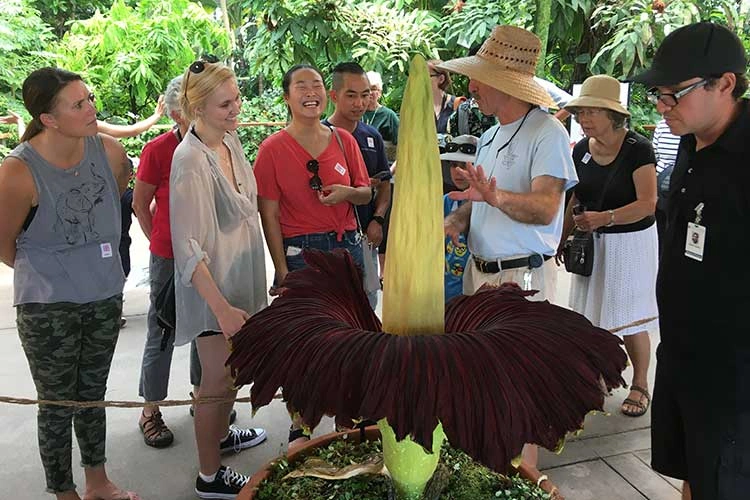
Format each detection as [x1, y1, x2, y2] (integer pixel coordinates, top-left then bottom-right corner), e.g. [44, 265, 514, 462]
[563, 136, 636, 277]
[154, 271, 176, 350]
[329, 126, 381, 294]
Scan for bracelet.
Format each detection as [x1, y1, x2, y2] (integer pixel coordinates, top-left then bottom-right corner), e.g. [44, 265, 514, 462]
[536, 475, 549, 487]
[606, 209, 615, 227]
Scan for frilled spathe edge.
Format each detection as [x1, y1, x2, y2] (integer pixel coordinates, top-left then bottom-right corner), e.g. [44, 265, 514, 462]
[228, 249, 627, 473]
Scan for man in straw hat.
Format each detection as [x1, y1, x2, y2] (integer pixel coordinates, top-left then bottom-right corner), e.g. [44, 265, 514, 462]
[630, 21, 750, 500]
[441, 25, 578, 468]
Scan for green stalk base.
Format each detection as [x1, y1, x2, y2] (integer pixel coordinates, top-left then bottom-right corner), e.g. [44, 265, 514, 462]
[379, 419, 446, 500]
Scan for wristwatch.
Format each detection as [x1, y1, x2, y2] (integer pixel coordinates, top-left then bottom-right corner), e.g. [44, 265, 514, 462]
[372, 215, 386, 226]
[606, 209, 615, 227]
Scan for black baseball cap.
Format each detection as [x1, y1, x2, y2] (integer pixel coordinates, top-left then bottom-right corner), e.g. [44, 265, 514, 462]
[630, 22, 747, 87]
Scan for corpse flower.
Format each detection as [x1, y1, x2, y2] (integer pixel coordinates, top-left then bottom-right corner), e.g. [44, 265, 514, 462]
[228, 55, 627, 500]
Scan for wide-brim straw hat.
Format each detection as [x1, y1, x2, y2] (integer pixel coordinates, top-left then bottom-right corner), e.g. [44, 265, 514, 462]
[564, 75, 630, 117]
[437, 25, 556, 108]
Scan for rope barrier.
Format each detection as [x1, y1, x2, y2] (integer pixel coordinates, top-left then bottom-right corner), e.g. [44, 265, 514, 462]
[0, 393, 283, 409]
[0, 317, 659, 409]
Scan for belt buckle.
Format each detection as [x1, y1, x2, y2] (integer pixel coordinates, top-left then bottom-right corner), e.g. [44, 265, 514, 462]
[475, 257, 489, 273]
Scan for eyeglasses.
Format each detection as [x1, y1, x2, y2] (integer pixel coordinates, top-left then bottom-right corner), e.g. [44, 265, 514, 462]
[307, 159, 322, 191]
[184, 55, 220, 102]
[647, 79, 708, 107]
[440, 142, 477, 155]
[570, 108, 604, 120]
[429, 73, 441, 78]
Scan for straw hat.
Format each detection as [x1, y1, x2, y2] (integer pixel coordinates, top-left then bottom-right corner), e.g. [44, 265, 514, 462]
[437, 25, 555, 108]
[564, 75, 630, 117]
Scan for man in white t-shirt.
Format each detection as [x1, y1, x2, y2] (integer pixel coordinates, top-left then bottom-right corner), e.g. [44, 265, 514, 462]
[440, 25, 577, 306]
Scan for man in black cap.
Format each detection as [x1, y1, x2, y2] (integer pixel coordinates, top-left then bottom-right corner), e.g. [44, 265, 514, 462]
[631, 22, 749, 500]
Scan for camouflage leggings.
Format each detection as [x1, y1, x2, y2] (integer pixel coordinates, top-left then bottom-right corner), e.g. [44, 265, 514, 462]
[16, 294, 122, 494]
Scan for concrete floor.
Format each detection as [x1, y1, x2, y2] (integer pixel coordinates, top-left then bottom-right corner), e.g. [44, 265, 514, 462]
[0, 229, 680, 499]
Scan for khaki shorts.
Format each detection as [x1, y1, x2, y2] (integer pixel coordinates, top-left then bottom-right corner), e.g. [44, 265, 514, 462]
[463, 255, 557, 303]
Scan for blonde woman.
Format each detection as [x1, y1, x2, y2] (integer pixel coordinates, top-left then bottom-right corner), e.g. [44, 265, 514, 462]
[170, 60, 267, 498]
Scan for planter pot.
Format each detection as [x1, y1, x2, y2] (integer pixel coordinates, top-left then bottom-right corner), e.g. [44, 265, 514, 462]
[238, 426, 561, 500]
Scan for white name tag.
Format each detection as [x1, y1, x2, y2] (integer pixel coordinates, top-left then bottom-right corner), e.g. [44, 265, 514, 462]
[684, 223, 706, 261]
[334, 163, 346, 176]
[100, 242, 113, 258]
[582, 152, 592, 164]
[367, 137, 375, 148]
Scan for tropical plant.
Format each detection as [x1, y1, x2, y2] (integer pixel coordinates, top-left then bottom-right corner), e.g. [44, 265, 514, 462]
[590, 0, 744, 78]
[0, 0, 56, 100]
[228, 56, 627, 500]
[55, 0, 230, 121]
[30, 0, 114, 37]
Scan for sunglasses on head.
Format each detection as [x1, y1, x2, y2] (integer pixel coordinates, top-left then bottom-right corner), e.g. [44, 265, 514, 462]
[184, 55, 220, 102]
[307, 159, 322, 191]
[439, 142, 477, 155]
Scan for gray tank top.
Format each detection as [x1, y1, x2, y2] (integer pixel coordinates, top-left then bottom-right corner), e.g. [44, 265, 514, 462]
[10, 136, 125, 305]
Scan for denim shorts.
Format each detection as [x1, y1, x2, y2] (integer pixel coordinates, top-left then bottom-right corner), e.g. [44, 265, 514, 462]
[283, 229, 364, 273]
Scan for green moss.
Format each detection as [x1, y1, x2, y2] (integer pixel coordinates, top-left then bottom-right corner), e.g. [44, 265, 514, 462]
[255, 437, 550, 500]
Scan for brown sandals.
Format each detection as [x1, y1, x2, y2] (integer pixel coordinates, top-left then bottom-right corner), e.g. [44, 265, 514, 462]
[621, 385, 651, 417]
[139, 409, 174, 448]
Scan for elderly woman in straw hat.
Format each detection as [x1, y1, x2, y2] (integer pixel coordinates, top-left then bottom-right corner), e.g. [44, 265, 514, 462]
[557, 74, 658, 418]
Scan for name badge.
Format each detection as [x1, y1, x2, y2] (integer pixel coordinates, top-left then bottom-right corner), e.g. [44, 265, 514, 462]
[334, 163, 346, 176]
[684, 223, 706, 261]
[582, 152, 592, 164]
[367, 137, 375, 148]
[100, 242, 113, 258]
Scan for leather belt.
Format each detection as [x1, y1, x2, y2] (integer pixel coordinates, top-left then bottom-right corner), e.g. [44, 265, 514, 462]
[473, 254, 552, 274]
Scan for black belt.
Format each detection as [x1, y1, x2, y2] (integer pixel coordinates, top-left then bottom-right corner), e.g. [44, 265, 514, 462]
[473, 254, 551, 274]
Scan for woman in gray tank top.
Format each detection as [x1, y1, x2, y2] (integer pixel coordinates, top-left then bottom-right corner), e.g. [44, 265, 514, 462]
[0, 68, 137, 500]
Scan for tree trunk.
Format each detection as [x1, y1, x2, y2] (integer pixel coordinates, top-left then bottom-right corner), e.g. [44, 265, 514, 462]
[533, 0, 552, 76]
[219, 0, 236, 57]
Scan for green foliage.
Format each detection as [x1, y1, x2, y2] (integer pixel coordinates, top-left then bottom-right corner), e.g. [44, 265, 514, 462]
[30, 0, 114, 37]
[440, 0, 533, 54]
[589, 0, 744, 78]
[255, 436, 551, 499]
[55, 0, 230, 121]
[236, 88, 288, 162]
[0, 0, 56, 99]
[241, 0, 440, 87]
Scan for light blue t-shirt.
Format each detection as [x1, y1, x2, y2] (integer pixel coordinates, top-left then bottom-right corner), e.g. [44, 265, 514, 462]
[469, 108, 577, 260]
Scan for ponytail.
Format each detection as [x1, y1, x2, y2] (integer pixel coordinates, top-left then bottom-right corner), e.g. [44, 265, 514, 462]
[19, 117, 44, 143]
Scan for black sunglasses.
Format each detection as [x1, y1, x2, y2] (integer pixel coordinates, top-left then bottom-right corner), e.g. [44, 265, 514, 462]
[184, 55, 220, 102]
[439, 142, 477, 155]
[307, 159, 322, 191]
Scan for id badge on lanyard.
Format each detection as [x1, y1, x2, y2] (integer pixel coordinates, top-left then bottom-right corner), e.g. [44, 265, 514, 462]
[685, 202, 706, 262]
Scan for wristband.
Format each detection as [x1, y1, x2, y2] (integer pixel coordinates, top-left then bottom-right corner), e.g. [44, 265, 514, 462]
[372, 215, 386, 226]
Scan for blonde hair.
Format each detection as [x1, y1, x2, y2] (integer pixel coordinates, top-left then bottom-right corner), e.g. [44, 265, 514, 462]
[179, 62, 236, 121]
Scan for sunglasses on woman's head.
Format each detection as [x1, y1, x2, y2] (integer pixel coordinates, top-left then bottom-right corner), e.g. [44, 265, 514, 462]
[439, 142, 477, 155]
[307, 159, 322, 191]
[184, 55, 221, 101]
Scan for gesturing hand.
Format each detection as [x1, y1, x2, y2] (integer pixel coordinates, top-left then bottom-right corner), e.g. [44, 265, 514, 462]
[447, 164, 500, 207]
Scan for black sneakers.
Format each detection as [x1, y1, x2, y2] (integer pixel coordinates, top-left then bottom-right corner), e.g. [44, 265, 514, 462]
[195, 465, 249, 499]
[219, 425, 267, 454]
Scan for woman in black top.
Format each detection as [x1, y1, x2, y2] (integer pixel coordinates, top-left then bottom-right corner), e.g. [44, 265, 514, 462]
[557, 75, 658, 418]
[427, 60, 455, 134]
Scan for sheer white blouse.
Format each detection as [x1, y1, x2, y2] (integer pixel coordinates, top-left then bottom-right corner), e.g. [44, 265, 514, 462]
[169, 127, 267, 346]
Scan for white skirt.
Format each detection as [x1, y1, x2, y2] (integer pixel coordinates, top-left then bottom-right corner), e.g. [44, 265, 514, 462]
[568, 224, 659, 337]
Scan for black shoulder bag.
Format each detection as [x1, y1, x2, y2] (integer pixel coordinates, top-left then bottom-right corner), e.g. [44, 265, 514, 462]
[563, 136, 636, 277]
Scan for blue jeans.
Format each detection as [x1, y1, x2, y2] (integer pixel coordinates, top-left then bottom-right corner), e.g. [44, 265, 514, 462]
[283, 229, 364, 276]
